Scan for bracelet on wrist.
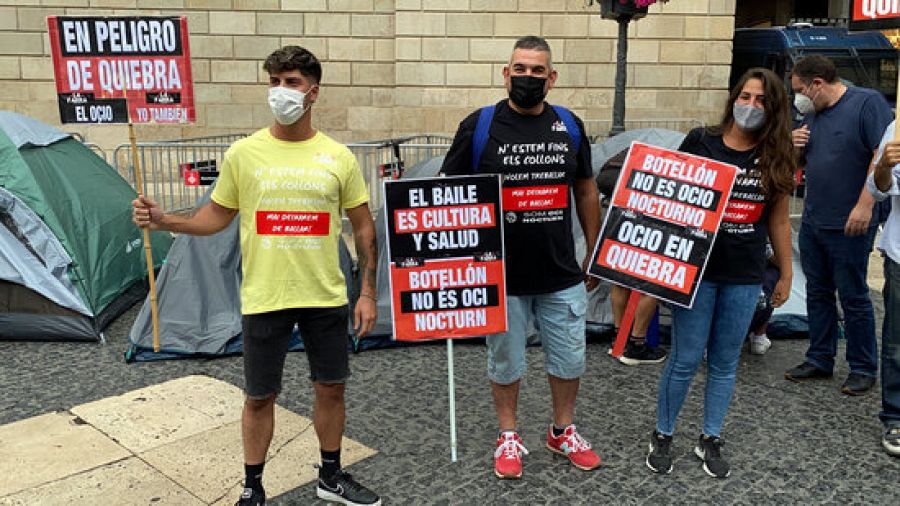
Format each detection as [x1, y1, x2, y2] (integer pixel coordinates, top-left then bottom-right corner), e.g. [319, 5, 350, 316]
[359, 293, 377, 302]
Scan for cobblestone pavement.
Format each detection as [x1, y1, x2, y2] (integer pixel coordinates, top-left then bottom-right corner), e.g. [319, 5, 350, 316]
[3, 301, 899, 505]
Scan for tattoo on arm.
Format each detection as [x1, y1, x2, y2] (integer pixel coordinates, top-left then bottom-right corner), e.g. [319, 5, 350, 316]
[355, 235, 377, 295]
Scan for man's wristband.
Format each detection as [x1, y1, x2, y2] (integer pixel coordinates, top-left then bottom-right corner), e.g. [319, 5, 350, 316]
[359, 293, 377, 302]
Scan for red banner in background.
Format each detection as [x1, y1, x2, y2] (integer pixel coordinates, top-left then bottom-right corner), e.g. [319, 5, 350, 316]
[853, 0, 900, 22]
[47, 16, 195, 124]
[850, 0, 900, 30]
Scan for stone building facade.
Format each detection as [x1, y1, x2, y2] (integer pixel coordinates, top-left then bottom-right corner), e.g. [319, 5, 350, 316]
[0, 0, 736, 149]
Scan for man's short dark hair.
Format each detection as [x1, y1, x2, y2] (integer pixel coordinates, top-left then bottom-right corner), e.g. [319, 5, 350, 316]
[791, 55, 839, 84]
[513, 35, 552, 56]
[263, 46, 322, 84]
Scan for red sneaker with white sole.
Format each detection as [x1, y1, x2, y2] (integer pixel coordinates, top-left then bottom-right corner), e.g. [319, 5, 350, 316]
[494, 431, 528, 479]
[546, 424, 601, 470]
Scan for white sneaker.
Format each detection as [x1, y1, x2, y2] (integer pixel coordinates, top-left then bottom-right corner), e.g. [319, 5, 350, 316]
[749, 335, 772, 355]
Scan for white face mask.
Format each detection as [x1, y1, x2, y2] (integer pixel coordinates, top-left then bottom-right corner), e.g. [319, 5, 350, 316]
[794, 94, 814, 115]
[733, 103, 766, 132]
[268, 86, 308, 125]
[793, 85, 819, 115]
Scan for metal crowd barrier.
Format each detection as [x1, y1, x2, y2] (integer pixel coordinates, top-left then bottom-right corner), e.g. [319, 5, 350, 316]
[155, 133, 248, 145]
[583, 118, 704, 143]
[84, 142, 108, 163]
[348, 135, 454, 210]
[114, 133, 454, 213]
[115, 140, 241, 213]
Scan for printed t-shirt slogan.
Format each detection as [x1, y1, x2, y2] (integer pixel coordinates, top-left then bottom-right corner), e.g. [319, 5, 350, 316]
[385, 175, 507, 341]
[47, 16, 194, 124]
[589, 142, 738, 307]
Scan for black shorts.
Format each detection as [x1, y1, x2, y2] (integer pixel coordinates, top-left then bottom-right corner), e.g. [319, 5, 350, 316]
[242, 305, 350, 399]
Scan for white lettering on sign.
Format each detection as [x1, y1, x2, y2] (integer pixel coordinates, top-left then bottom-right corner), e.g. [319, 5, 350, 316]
[431, 185, 478, 205]
[617, 221, 663, 252]
[861, 0, 900, 19]
[66, 60, 94, 90]
[395, 206, 493, 232]
[625, 192, 707, 228]
[94, 19, 178, 53]
[427, 229, 479, 250]
[408, 266, 487, 290]
[641, 154, 717, 187]
[94, 59, 182, 93]
[61, 20, 91, 53]
[605, 243, 687, 290]
[413, 309, 487, 331]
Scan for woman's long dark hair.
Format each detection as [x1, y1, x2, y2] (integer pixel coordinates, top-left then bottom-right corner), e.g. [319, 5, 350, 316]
[708, 67, 796, 199]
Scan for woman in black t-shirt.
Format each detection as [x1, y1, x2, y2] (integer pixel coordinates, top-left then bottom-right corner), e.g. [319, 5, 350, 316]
[645, 68, 796, 478]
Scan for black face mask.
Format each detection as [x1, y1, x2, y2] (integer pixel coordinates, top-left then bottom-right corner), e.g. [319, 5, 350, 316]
[509, 75, 548, 109]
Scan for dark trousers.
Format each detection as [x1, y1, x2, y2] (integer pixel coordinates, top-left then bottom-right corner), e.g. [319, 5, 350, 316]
[799, 222, 878, 376]
[882, 256, 900, 427]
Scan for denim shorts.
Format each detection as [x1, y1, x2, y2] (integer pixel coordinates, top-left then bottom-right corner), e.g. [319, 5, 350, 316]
[486, 282, 587, 384]
[242, 305, 350, 399]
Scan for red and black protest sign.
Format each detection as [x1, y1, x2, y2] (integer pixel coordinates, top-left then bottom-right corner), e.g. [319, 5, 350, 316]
[589, 142, 738, 308]
[47, 16, 195, 124]
[850, 0, 900, 30]
[180, 159, 218, 186]
[384, 175, 507, 341]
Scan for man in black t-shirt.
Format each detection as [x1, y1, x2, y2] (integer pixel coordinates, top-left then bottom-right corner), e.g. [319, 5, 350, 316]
[440, 36, 602, 479]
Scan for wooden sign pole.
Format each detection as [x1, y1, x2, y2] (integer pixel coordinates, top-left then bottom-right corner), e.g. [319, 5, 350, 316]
[129, 123, 160, 352]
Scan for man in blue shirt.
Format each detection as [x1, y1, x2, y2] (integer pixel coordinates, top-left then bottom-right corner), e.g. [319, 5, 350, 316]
[785, 55, 892, 395]
[868, 122, 900, 457]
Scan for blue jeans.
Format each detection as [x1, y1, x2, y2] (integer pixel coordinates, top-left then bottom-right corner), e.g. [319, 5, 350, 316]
[487, 282, 587, 384]
[882, 256, 900, 428]
[799, 223, 878, 376]
[656, 281, 759, 438]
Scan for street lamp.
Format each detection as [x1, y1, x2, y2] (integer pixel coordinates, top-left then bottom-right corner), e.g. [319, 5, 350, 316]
[590, 0, 672, 136]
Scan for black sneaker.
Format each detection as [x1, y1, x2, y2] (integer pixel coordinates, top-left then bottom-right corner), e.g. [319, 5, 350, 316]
[784, 362, 832, 382]
[619, 341, 668, 365]
[694, 435, 730, 478]
[317, 470, 382, 506]
[840, 372, 876, 396]
[883, 426, 900, 457]
[646, 430, 674, 474]
[235, 487, 265, 506]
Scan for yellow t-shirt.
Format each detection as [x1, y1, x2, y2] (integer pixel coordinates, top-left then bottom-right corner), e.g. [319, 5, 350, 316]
[211, 128, 368, 314]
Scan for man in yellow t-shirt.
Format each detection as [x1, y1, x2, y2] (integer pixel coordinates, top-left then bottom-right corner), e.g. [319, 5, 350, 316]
[132, 46, 380, 506]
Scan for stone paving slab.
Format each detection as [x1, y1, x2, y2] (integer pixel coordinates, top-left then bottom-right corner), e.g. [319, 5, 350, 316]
[0, 375, 377, 505]
[0, 412, 130, 497]
[0, 457, 204, 506]
[142, 409, 374, 504]
[70, 375, 246, 454]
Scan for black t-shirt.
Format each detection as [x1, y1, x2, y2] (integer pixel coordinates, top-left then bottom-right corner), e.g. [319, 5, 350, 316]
[678, 128, 770, 284]
[440, 100, 593, 295]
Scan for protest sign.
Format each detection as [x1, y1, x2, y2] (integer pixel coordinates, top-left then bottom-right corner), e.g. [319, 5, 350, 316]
[589, 141, 738, 308]
[384, 175, 507, 341]
[47, 16, 194, 124]
[180, 160, 218, 186]
[46, 16, 195, 351]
